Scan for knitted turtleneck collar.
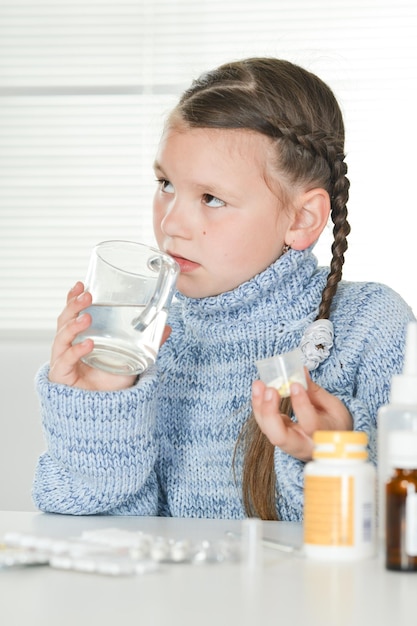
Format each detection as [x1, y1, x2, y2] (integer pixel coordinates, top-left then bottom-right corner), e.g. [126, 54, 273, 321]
[174, 247, 321, 323]
[172, 247, 334, 369]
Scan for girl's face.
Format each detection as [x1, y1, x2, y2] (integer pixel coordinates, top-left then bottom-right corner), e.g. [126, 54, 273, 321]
[153, 124, 292, 299]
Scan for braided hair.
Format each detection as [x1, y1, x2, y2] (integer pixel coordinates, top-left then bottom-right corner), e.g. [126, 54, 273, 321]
[173, 58, 351, 519]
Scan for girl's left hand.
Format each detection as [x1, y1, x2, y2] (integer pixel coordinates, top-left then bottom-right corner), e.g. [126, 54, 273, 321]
[251, 370, 352, 462]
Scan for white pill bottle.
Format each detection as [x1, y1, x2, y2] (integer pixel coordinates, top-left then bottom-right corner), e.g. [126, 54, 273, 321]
[303, 431, 376, 560]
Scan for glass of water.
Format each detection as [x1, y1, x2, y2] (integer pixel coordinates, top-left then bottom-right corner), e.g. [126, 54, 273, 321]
[73, 240, 179, 375]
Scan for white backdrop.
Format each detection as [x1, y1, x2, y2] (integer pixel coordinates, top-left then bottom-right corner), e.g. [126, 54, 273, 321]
[0, 0, 416, 511]
[0, 0, 416, 333]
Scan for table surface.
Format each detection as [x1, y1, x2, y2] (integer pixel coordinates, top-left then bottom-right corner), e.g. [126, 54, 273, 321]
[0, 511, 415, 626]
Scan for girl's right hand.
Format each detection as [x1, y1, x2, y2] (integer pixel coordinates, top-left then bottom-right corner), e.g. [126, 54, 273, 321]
[252, 370, 352, 462]
[48, 282, 137, 391]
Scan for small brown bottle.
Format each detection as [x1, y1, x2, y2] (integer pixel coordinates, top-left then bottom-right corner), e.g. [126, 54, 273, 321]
[385, 430, 417, 572]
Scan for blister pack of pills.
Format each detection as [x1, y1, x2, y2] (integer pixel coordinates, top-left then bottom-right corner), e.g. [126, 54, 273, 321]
[0, 527, 241, 576]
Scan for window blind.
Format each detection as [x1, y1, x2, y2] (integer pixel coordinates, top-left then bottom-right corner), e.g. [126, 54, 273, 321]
[1, 0, 416, 334]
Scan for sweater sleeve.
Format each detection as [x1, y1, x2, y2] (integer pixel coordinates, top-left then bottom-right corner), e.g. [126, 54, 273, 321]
[333, 283, 415, 466]
[32, 363, 160, 515]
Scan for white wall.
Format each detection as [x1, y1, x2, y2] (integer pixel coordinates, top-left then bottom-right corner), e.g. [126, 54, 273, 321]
[0, 336, 51, 511]
[1, 1, 416, 512]
[1, 1, 417, 331]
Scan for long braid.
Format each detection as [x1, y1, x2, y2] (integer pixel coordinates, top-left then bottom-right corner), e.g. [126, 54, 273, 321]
[317, 155, 350, 320]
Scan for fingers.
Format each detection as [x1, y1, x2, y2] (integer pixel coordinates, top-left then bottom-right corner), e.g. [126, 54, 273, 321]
[52, 288, 92, 356]
[49, 283, 139, 391]
[161, 325, 172, 346]
[252, 379, 314, 461]
[252, 368, 353, 462]
[57, 283, 90, 331]
[252, 380, 286, 439]
[48, 283, 93, 385]
[66, 281, 84, 304]
[48, 335, 94, 385]
[288, 381, 320, 435]
[51, 312, 92, 362]
[252, 378, 316, 436]
[293, 371, 353, 432]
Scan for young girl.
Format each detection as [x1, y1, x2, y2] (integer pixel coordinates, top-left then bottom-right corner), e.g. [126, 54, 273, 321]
[33, 57, 414, 520]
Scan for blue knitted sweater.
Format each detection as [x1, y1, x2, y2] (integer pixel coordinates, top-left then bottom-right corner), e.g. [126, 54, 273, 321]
[33, 248, 415, 519]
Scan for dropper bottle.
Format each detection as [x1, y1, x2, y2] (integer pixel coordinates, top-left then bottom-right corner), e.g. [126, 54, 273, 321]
[377, 321, 417, 539]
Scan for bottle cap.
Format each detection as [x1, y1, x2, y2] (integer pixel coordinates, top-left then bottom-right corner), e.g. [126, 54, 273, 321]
[388, 430, 417, 468]
[391, 321, 417, 405]
[313, 431, 368, 460]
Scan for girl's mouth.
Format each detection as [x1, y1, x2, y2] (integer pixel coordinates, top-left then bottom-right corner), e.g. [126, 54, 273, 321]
[170, 254, 200, 273]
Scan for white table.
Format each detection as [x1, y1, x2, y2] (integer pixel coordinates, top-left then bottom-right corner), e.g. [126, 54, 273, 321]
[0, 511, 414, 626]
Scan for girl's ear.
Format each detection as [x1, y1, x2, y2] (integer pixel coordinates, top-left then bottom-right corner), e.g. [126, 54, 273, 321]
[284, 188, 330, 250]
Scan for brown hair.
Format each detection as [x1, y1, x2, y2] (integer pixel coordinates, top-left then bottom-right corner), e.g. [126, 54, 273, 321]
[174, 58, 350, 519]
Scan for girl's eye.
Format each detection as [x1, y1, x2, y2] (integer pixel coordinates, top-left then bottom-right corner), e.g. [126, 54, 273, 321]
[203, 193, 225, 208]
[157, 179, 174, 194]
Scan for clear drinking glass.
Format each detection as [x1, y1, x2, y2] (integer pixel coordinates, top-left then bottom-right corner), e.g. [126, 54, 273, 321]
[73, 240, 179, 375]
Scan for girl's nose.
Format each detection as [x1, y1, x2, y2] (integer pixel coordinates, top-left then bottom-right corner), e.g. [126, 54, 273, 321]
[159, 198, 193, 238]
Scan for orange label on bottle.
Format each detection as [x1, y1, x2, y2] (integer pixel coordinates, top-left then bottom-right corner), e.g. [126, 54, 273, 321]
[304, 475, 354, 546]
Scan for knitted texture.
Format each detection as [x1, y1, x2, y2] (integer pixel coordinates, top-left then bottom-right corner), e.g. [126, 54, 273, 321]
[33, 248, 415, 519]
